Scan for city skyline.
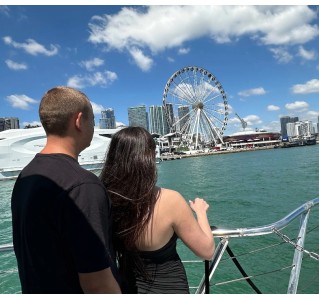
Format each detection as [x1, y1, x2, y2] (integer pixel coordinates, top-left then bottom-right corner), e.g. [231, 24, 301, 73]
[1, 5, 319, 135]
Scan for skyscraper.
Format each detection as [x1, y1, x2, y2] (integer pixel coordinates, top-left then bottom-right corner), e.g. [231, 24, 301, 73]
[280, 116, 299, 139]
[178, 105, 190, 133]
[99, 109, 116, 129]
[149, 105, 170, 136]
[0, 117, 19, 132]
[164, 103, 174, 133]
[128, 105, 149, 130]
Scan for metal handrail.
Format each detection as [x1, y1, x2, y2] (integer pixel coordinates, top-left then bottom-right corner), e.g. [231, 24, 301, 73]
[195, 197, 319, 294]
[211, 197, 319, 238]
[0, 243, 13, 252]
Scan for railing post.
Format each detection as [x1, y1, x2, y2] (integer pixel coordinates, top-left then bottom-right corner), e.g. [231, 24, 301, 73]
[205, 260, 210, 294]
[287, 210, 310, 294]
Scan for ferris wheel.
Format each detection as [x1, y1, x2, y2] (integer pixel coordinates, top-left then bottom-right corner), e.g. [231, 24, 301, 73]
[162, 66, 229, 149]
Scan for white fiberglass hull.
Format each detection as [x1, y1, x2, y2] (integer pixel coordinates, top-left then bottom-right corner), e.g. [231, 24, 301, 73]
[0, 127, 119, 181]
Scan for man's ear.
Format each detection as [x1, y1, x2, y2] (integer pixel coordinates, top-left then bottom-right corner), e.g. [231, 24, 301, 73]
[75, 112, 83, 131]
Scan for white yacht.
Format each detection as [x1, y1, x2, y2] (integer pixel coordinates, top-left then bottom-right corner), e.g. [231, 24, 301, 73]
[0, 126, 120, 180]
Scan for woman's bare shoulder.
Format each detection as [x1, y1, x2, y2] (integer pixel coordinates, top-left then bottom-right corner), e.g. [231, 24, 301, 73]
[160, 187, 183, 198]
[159, 188, 187, 206]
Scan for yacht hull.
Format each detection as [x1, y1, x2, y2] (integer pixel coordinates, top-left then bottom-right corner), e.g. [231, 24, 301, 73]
[0, 127, 119, 180]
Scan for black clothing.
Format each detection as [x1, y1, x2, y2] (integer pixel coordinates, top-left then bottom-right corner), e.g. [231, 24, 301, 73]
[122, 233, 189, 294]
[11, 153, 119, 293]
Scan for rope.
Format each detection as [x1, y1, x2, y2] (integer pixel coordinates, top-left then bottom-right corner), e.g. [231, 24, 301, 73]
[225, 245, 262, 294]
[212, 264, 293, 287]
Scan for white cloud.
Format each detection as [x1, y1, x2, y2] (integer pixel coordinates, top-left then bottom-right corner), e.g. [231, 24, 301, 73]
[178, 47, 190, 55]
[269, 47, 293, 63]
[6, 94, 38, 110]
[227, 117, 240, 125]
[226, 104, 233, 115]
[267, 105, 280, 111]
[67, 70, 118, 89]
[228, 114, 262, 127]
[307, 110, 319, 117]
[263, 120, 280, 133]
[244, 114, 262, 125]
[88, 6, 319, 70]
[298, 46, 316, 60]
[167, 56, 175, 63]
[3, 36, 58, 56]
[116, 121, 126, 128]
[285, 101, 309, 111]
[291, 79, 319, 94]
[5, 59, 27, 70]
[90, 101, 104, 115]
[128, 47, 153, 71]
[80, 58, 104, 71]
[238, 87, 266, 97]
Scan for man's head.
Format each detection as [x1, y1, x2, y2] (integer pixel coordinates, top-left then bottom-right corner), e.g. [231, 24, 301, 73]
[39, 86, 93, 136]
[39, 86, 95, 153]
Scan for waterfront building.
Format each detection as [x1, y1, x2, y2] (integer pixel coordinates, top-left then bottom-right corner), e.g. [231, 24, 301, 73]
[223, 129, 281, 149]
[164, 103, 174, 132]
[178, 105, 190, 133]
[299, 120, 315, 136]
[287, 120, 315, 139]
[174, 116, 180, 132]
[128, 105, 149, 130]
[149, 105, 170, 136]
[0, 117, 19, 132]
[280, 116, 299, 139]
[286, 122, 297, 137]
[99, 108, 116, 129]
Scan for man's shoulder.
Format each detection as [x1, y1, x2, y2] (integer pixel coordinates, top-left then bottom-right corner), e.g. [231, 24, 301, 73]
[21, 153, 104, 189]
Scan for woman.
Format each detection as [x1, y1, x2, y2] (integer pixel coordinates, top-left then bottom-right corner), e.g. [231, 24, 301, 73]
[100, 126, 214, 294]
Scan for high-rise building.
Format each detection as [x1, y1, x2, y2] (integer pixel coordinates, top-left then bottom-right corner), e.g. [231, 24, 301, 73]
[164, 103, 174, 133]
[280, 116, 299, 139]
[286, 120, 315, 138]
[0, 117, 19, 132]
[128, 105, 149, 130]
[178, 105, 190, 133]
[303, 120, 315, 136]
[149, 105, 169, 136]
[286, 122, 296, 137]
[99, 109, 116, 129]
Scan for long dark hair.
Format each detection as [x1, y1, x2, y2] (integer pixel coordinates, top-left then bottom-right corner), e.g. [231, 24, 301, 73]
[100, 126, 158, 275]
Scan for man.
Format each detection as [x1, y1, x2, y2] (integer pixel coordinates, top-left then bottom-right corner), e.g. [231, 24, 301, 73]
[11, 86, 121, 293]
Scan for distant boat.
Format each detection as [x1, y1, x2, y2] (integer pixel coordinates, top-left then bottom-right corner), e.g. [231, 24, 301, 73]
[304, 135, 317, 145]
[0, 127, 120, 180]
[280, 135, 317, 148]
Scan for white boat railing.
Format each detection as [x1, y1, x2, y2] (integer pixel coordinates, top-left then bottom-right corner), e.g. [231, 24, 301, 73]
[1, 197, 319, 294]
[195, 197, 319, 294]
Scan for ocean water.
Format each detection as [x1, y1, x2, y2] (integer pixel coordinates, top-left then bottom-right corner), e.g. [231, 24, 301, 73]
[1, 145, 319, 294]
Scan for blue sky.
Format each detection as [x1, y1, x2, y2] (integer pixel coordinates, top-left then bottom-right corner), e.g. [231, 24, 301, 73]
[1, 4, 319, 135]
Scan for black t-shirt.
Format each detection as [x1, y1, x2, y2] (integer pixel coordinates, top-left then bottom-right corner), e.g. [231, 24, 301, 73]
[11, 153, 119, 293]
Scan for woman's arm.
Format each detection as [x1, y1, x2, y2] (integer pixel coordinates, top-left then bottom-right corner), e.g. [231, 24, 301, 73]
[167, 190, 215, 260]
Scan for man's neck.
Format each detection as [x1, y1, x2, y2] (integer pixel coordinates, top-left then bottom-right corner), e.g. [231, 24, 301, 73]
[40, 135, 79, 160]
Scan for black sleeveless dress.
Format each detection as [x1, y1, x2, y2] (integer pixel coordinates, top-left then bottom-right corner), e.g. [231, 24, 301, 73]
[121, 233, 190, 294]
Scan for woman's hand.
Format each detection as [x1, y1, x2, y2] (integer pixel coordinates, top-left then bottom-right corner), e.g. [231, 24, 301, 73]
[189, 198, 209, 214]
